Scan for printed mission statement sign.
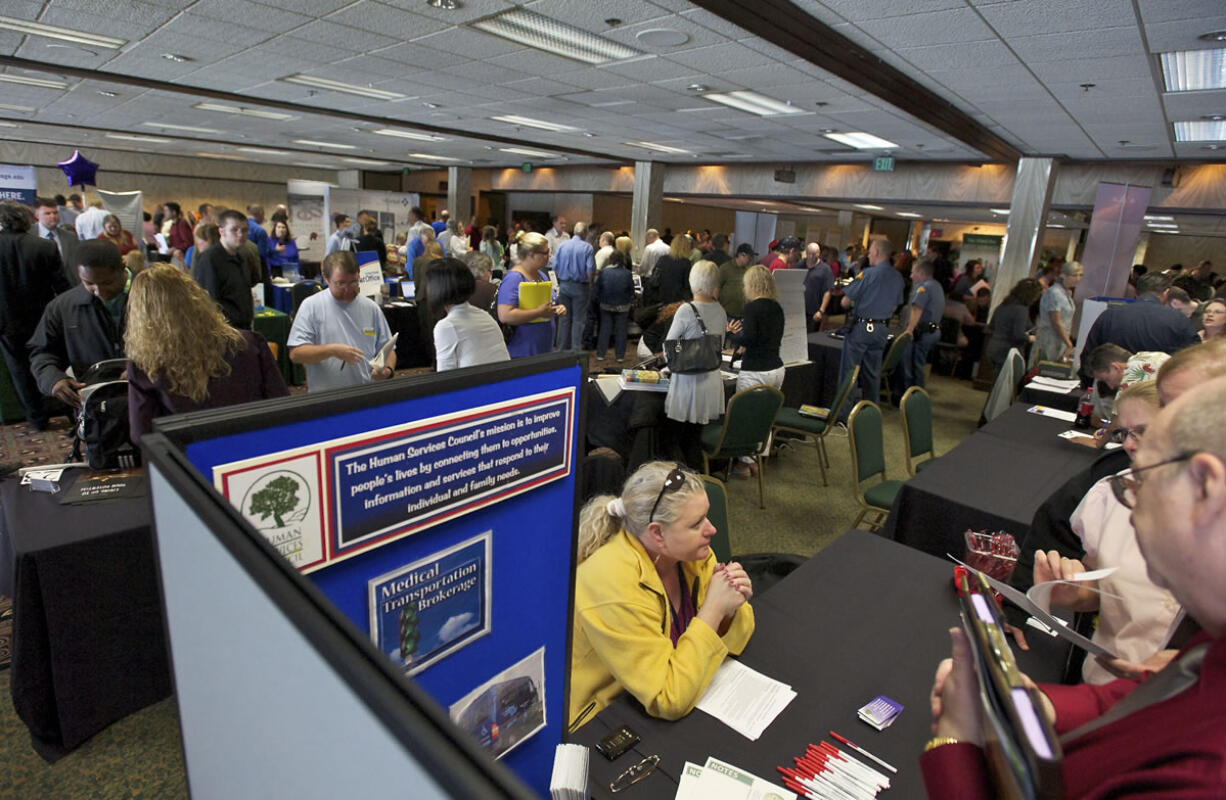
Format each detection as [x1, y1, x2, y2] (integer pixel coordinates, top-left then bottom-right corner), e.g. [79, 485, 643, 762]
[214, 388, 575, 570]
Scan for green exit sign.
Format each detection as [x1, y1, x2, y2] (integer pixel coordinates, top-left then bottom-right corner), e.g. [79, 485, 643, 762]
[521, 162, 533, 173]
[873, 156, 895, 172]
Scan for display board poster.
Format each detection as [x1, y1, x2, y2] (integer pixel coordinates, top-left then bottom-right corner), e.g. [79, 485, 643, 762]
[449, 647, 546, 761]
[0, 164, 36, 204]
[368, 532, 491, 676]
[357, 250, 383, 298]
[287, 179, 330, 260]
[212, 388, 574, 573]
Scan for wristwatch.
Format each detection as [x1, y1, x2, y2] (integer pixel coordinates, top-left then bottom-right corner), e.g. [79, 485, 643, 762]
[924, 737, 961, 752]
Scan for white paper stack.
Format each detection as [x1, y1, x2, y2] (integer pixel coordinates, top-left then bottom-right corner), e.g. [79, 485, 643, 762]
[548, 743, 589, 800]
[1029, 375, 1081, 393]
[674, 757, 796, 800]
[694, 660, 797, 741]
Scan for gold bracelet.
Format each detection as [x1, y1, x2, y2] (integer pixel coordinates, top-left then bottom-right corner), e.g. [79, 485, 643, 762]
[924, 736, 961, 752]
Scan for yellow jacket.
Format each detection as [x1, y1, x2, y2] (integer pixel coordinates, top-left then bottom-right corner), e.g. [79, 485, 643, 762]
[568, 530, 754, 729]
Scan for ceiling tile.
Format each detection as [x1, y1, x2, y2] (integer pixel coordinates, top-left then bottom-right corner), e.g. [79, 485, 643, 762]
[324, 1, 451, 39]
[977, 0, 1138, 36]
[1144, 15, 1226, 53]
[288, 20, 400, 51]
[794, 0, 968, 23]
[1010, 26, 1146, 63]
[665, 42, 775, 73]
[853, 7, 999, 48]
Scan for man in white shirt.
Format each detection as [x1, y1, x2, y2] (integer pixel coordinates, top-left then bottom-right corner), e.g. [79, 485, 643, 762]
[74, 200, 108, 241]
[288, 251, 395, 393]
[594, 231, 615, 271]
[325, 213, 352, 255]
[545, 214, 570, 255]
[638, 228, 669, 278]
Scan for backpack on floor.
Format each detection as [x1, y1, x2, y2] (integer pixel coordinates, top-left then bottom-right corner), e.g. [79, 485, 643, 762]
[70, 379, 141, 469]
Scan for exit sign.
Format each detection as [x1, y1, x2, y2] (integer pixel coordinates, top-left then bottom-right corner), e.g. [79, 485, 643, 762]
[873, 156, 895, 172]
[521, 162, 533, 173]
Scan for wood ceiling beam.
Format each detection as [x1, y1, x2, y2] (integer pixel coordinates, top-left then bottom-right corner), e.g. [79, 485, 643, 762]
[690, 0, 1023, 163]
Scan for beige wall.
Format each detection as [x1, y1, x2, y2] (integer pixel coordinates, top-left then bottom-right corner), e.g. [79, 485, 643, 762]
[1143, 233, 1226, 270]
[2, 141, 337, 217]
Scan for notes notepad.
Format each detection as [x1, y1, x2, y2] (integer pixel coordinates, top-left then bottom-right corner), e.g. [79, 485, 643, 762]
[548, 743, 588, 800]
[694, 660, 796, 741]
[518, 280, 553, 323]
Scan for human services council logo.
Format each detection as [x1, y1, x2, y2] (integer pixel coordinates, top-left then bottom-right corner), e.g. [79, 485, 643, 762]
[243, 470, 312, 530]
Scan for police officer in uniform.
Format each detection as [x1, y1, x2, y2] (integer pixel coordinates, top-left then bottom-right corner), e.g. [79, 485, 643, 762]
[839, 238, 904, 404]
[903, 259, 946, 389]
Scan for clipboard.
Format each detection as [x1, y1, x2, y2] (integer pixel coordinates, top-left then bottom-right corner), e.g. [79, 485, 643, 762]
[955, 566, 1064, 800]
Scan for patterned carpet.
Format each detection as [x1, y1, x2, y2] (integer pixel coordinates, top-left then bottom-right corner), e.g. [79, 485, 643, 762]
[0, 595, 10, 670]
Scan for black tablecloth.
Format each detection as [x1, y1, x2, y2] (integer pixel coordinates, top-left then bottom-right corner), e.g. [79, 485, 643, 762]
[1018, 383, 1081, 413]
[570, 531, 1070, 798]
[883, 404, 1102, 559]
[1, 475, 170, 760]
[807, 331, 844, 408]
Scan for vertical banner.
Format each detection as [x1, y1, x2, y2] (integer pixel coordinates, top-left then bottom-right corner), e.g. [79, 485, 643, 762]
[0, 164, 36, 204]
[287, 179, 330, 261]
[1080, 182, 1151, 300]
[97, 189, 143, 244]
[774, 269, 809, 365]
[961, 233, 1004, 286]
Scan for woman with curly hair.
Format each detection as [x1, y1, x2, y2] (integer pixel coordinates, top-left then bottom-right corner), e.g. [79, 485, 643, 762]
[125, 265, 288, 443]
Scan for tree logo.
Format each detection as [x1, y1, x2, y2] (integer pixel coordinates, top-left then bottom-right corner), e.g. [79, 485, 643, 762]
[242, 470, 311, 530]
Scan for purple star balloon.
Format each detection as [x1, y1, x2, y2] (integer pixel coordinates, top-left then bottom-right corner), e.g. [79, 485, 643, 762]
[57, 150, 99, 187]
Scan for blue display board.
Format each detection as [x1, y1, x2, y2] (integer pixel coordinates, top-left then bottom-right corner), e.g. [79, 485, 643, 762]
[179, 360, 583, 794]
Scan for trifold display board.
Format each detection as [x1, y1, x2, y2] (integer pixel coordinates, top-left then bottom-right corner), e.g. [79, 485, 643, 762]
[146, 354, 585, 797]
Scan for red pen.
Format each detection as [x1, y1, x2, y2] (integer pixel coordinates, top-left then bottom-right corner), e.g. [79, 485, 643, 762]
[814, 742, 889, 787]
[830, 730, 898, 774]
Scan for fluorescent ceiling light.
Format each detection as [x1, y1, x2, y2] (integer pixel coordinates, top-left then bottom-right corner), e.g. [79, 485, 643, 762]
[0, 121, 20, 127]
[0, 15, 125, 49]
[897, 212, 922, 218]
[623, 141, 689, 154]
[0, 104, 36, 113]
[823, 131, 898, 149]
[1160, 48, 1226, 92]
[854, 203, 884, 211]
[237, 147, 290, 156]
[1047, 224, 1066, 228]
[407, 153, 462, 162]
[281, 74, 407, 101]
[105, 133, 171, 143]
[194, 102, 294, 121]
[703, 90, 806, 117]
[1174, 120, 1226, 141]
[294, 162, 337, 170]
[342, 157, 391, 167]
[489, 115, 580, 133]
[991, 208, 1011, 214]
[1148, 222, 1179, 228]
[797, 207, 826, 213]
[141, 121, 219, 134]
[371, 128, 445, 142]
[294, 139, 356, 150]
[499, 147, 557, 158]
[195, 152, 248, 161]
[0, 74, 68, 90]
[1143, 215, 1175, 221]
[472, 8, 641, 65]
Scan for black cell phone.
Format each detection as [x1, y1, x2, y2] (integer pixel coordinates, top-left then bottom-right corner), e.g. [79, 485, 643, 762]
[595, 725, 640, 761]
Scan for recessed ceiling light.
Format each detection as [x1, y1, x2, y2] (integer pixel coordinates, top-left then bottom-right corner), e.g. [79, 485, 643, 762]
[0, 74, 69, 89]
[897, 212, 922, 218]
[422, 102, 441, 109]
[1174, 120, 1226, 142]
[1202, 114, 1226, 121]
[489, 114, 580, 133]
[0, 104, 36, 113]
[636, 28, 689, 48]
[342, 157, 391, 167]
[162, 53, 193, 63]
[687, 83, 710, 93]
[1143, 215, 1175, 221]
[499, 147, 557, 158]
[1204, 144, 1222, 150]
[105, 133, 171, 143]
[1160, 48, 1226, 91]
[97, 90, 118, 98]
[0, 16, 125, 49]
[703, 90, 807, 117]
[623, 141, 689, 154]
[194, 102, 294, 121]
[406, 153, 463, 162]
[1198, 31, 1226, 43]
[141, 121, 219, 134]
[195, 152, 249, 161]
[282, 74, 408, 101]
[823, 131, 899, 149]
[293, 139, 357, 150]
[427, 0, 461, 9]
[991, 208, 1011, 214]
[1047, 224, 1066, 228]
[0, 121, 18, 128]
[370, 128, 445, 142]
[237, 147, 290, 156]
[854, 204, 884, 211]
[473, 8, 642, 65]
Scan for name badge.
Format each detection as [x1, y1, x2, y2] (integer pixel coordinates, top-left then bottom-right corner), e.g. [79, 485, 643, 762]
[363, 328, 375, 336]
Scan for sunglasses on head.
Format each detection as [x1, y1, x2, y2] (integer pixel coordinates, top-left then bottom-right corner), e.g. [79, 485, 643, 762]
[648, 465, 689, 523]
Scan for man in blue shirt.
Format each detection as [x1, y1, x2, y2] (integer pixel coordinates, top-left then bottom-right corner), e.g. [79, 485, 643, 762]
[903, 259, 946, 388]
[840, 238, 904, 405]
[246, 204, 272, 279]
[552, 221, 595, 351]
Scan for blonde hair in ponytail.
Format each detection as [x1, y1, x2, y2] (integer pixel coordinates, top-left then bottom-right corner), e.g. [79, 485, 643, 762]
[577, 494, 621, 563]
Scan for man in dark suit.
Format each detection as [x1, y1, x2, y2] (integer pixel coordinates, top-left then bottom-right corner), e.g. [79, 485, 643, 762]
[35, 196, 80, 287]
[0, 199, 71, 429]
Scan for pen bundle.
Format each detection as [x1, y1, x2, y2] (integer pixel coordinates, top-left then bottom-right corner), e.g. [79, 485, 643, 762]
[776, 741, 891, 799]
[963, 529, 1019, 582]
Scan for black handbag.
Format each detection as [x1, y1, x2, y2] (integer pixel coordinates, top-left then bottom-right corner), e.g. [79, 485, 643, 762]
[664, 302, 722, 374]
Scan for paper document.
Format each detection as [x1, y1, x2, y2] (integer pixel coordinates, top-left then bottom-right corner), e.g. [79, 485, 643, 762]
[695, 660, 796, 741]
[1027, 405, 1078, 423]
[673, 759, 795, 800]
[367, 333, 399, 370]
[949, 555, 1118, 657]
[1029, 376, 1081, 392]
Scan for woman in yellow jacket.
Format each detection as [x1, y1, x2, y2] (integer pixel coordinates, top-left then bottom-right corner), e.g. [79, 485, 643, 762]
[569, 462, 755, 730]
